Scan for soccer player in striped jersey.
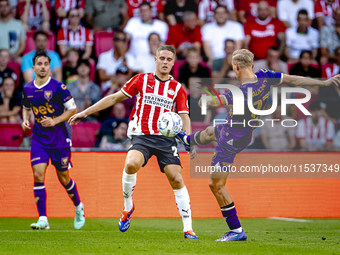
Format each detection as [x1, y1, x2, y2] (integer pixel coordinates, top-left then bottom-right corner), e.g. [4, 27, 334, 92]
[69, 45, 199, 239]
[176, 49, 340, 241]
[22, 51, 85, 230]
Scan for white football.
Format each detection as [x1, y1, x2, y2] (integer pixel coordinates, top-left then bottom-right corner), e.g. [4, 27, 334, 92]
[157, 112, 183, 137]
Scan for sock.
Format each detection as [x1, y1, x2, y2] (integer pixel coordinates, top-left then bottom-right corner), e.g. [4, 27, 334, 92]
[188, 131, 211, 146]
[174, 186, 192, 232]
[122, 170, 136, 211]
[221, 202, 242, 233]
[33, 182, 46, 217]
[75, 202, 84, 211]
[39, 216, 48, 222]
[63, 179, 81, 206]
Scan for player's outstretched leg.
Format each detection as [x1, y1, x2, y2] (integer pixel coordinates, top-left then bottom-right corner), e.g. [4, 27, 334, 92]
[57, 170, 85, 230]
[176, 126, 216, 150]
[209, 174, 247, 241]
[119, 150, 143, 232]
[164, 165, 199, 239]
[31, 163, 50, 230]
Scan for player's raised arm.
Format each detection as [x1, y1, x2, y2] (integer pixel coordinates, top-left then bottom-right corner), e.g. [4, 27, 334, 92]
[198, 95, 227, 108]
[68, 91, 128, 125]
[281, 74, 340, 87]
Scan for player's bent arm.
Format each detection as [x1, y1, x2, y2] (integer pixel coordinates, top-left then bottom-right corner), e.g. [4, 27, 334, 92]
[281, 74, 340, 87]
[53, 108, 77, 126]
[84, 91, 128, 117]
[22, 108, 32, 130]
[179, 113, 191, 134]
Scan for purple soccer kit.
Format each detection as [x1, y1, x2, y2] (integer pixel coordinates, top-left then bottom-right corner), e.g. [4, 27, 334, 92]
[212, 69, 283, 166]
[23, 77, 81, 217]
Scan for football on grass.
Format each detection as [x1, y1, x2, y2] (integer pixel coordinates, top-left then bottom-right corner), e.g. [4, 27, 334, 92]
[157, 112, 183, 137]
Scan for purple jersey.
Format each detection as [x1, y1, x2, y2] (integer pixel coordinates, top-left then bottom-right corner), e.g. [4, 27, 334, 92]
[23, 77, 74, 148]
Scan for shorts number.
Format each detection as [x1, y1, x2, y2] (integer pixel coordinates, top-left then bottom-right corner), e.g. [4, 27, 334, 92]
[172, 146, 179, 157]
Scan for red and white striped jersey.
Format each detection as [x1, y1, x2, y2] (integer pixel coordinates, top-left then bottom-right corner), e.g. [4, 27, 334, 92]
[55, 0, 85, 28]
[57, 25, 93, 51]
[18, 1, 51, 30]
[322, 63, 339, 78]
[127, 0, 164, 18]
[121, 73, 189, 137]
[315, 0, 339, 26]
[296, 116, 335, 148]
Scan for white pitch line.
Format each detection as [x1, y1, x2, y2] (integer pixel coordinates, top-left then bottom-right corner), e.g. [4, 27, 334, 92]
[1, 230, 340, 233]
[268, 217, 312, 222]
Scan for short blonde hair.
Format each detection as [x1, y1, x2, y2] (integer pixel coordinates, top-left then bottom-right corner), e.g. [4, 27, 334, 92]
[232, 49, 254, 68]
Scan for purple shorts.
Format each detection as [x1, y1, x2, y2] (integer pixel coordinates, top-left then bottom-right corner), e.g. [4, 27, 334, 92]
[211, 124, 252, 166]
[31, 145, 72, 172]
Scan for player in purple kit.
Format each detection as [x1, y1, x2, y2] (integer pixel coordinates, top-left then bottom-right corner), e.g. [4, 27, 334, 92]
[177, 49, 340, 241]
[22, 51, 85, 230]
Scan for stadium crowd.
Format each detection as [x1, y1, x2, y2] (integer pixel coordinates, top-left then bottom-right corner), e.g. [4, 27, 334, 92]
[0, 0, 340, 151]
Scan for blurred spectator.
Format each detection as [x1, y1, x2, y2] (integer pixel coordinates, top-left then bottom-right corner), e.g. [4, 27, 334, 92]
[18, 0, 51, 31]
[0, 0, 26, 61]
[315, 0, 339, 29]
[253, 46, 288, 73]
[67, 59, 101, 121]
[8, 0, 17, 16]
[21, 31, 62, 83]
[127, 0, 164, 20]
[124, 2, 168, 57]
[320, 8, 340, 64]
[85, 0, 128, 33]
[212, 39, 236, 82]
[57, 8, 93, 59]
[99, 120, 131, 150]
[322, 47, 340, 78]
[318, 82, 340, 126]
[187, 77, 212, 124]
[239, 0, 277, 24]
[164, 0, 197, 25]
[285, 10, 319, 62]
[198, 0, 236, 26]
[277, 0, 314, 28]
[244, 1, 285, 60]
[0, 49, 18, 87]
[289, 51, 321, 77]
[96, 102, 130, 146]
[260, 104, 296, 150]
[333, 129, 340, 151]
[202, 5, 244, 68]
[178, 48, 210, 91]
[97, 31, 136, 91]
[296, 101, 335, 151]
[167, 11, 201, 59]
[55, 0, 84, 29]
[135, 32, 161, 73]
[62, 48, 79, 84]
[0, 76, 21, 123]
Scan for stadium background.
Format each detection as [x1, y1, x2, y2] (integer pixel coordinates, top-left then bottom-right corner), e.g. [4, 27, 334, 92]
[0, 0, 340, 221]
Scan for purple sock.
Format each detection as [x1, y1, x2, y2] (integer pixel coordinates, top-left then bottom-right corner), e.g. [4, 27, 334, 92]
[187, 131, 201, 146]
[221, 202, 242, 231]
[34, 182, 46, 217]
[63, 179, 81, 206]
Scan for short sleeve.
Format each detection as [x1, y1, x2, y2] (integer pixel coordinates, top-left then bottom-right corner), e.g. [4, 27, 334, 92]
[296, 119, 306, 139]
[314, 1, 323, 17]
[306, 0, 315, 19]
[124, 18, 135, 35]
[78, 0, 85, 10]
[58, 83, 73, 103]
[166, 25, 177, 45]
[164, 1, 174, 16]
[21, 55, 32, 72]
[285, 29, 293, 47]
[19, 21, 26, 40]
[311, 29, 319, 48]
[198, 1, 206, 20]
[175, 86, 189, 114]
[201, 24, 209, 41]
[96, 53, 107, 70]
[277, 0, 288, 22]
[276, 19, 286, 33]
[86, 29, 94, 45]
[260, 69, 283, 85]
[326, 121, 335, 141]
[121, 74, 141, 98]
[244, 22, 251, 35]
[18, 2, 25, 16]
[50, 52, 62, 70]
[22, 90, 31, 109]
[56, 28, 66, 45]
[54, 0, 61, 10]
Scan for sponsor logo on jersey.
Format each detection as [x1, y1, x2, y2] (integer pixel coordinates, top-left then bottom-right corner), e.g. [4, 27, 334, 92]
[168, 89, 175, 96]
[31, 157, 41, 162]
[44, 91, 53, 101]
[143, 94, 172, 110]
[227, 139, 233, 146]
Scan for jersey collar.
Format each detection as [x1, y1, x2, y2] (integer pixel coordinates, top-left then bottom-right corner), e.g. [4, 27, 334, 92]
[34, 76, 51, 89]
[154, 73, 173, 83]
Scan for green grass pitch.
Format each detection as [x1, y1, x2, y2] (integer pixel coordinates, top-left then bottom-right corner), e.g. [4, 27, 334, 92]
[0, 218, 340, 254]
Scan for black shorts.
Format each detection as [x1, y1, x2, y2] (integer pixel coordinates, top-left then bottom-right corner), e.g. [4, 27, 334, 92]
[128, 135, 181, 172]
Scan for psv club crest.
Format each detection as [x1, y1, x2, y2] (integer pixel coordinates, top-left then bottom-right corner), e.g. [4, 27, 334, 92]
[44, 91, 53, 101]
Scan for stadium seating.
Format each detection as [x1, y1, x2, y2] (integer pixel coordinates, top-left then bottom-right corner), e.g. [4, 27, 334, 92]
[71, 122, 101, 148]
[7, 61, 21, 88]
[94, 31, 114, 57]
[0, 124, 24, 147]
[23, 30, 55, 55]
